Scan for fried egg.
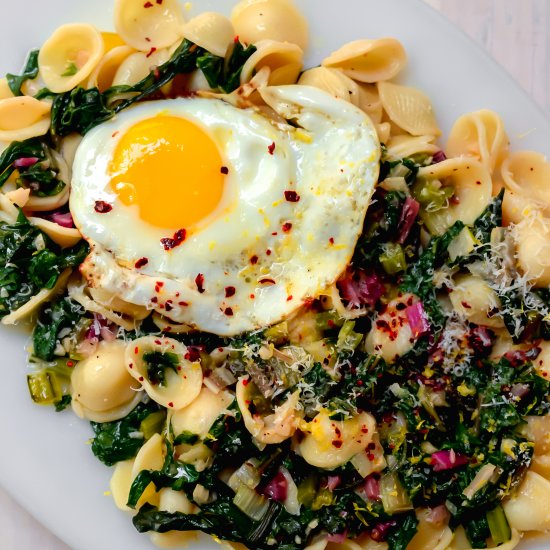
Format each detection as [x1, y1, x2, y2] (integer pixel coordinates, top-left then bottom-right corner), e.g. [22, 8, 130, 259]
[70, 85, 380, 335]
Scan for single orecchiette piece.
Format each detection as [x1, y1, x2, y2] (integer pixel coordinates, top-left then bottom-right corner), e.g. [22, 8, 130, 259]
[71, 340, 142, 423]
[0, 96, 51, 141]
[447, 527, 520, 550]
[1, 268, 71, 326]
[132, 432, 165, 509]
[449, 274, 504, 329]
[240, 40, 303, 86]
[503, 471, 550, 531]
[446, 110, 509, 174]
[298, 67, 359, 106]
[114, 0, 184, 52]
[125, 336, 203, 410]
[24, 185, 70, 213]
[406, 508, 453, 550]
[322, 38, 406, 83]
[110, 459, 135, 512]
[87, 45, 135, 92]
[298, 409, 376, 470]
[514, 213, 550, 287]
[386, 134, 439, 161]
[182, 12, 234, 58]
[365, 294, 416, 363]
[170, 386, 233, 437]
[27, 217, 81, 248]
[236, 378, 302, 444]
[112, 48, 171, 87]
[501, 150, 550, 208]
[378, 81, 440, 136]
[38, 23, 104, 93]
[231, 0, 308, 51]
[416, 158, 492, 235]
[501, 188, 542, 226]
[375, 122, 391, 144]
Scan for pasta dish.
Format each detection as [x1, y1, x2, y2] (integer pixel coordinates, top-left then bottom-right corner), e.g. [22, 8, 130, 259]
[0, 1, 549, 549]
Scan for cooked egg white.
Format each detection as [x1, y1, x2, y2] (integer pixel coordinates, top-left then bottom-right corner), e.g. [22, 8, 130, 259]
[70, 86, 380, 335]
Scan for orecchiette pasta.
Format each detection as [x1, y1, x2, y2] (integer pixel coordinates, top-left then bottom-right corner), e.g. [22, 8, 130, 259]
[132, 433, 165, 509]
[298, 67, 360, 106]
[182, 12, 234, 58]
[27, 217, 82, 248]
[514, 213, 550, 287]
[112, 48, 172, 87]
[125, 336, 203, 410]
[322, 38, 407, 83]
[416, 158, 492, 235]
[449, 274, 505, 328]
[503, 471, 550, 532]
[114, 0, 184, 52]
[386, 134, 440, 161]
[24, 184, 70, 212]
[236, 378, 302, 444]
[378, 81, 440, 136]
[0, 96, 51, 141]
[364, 295, 416, 362]
[170, 386, 233, 437]
[38, 23, 104, 93]
[87, 45, 135, 92]
[501, 150, 550, 209]
[240, 40, 303, 86]
[446, 110, 509, 174]
[406, 508, 453, 550]
[71, 340, 142, 423]
[356, 82, 383, 123]
[231, 0, 309, 51]
[110, 459, 135, 512]
[297, 409, 376, 470]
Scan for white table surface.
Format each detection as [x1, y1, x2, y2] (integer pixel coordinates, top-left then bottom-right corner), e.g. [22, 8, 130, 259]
[1, 1, 549, 549]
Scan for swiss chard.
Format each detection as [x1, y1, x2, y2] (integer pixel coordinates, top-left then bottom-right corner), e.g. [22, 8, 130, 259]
[6, 49, 39, 96]
[0, 211, 87, 317]
[90, 400, 160, 466]
[143, 351, 179, 387]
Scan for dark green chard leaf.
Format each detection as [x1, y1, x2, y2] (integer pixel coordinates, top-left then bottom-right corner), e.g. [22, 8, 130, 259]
[473, 189, 504, 244]
[33, 296, 85, 361]
[0, 138, 44, 187]
[142, 351, 179, 387]
[386, 512, 419, 550]
[0, 211, 86, 317]
[400, 220, 464, 331]
[6, 49, 39, 96]
[197, 41, 257, 93]
[54, 394, 72, 412]
[90, 400, 160, 466]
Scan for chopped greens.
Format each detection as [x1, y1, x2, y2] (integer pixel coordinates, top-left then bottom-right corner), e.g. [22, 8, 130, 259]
[143, 351, 179, 387]
[6, 49, 39, 96]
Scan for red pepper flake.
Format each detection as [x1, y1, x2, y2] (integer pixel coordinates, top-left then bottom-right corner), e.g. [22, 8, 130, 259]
[332, 440, 343, 449]
[151, 296, 158, 303]
[361, 426, 369, 434]
[156, 0, 163, 3]
[135, 257, 149, 268]
[94, 200, 112, 213]
[144, 1, 153, 6]
[168, 402, 174, 408]
[461, 301, 472, 309]
[146, 47, 157, 58]
[154, 339, 162, 345]
[177, 365, 182, 371]
[134, 347, 139, 354]
[284, 190, 300, 202]
[259, 278, 276, 285]
[272, 232, 278, 236]
[249, 294, 255, 299]
[224, 307, 234, 316]
[145, 37, 151, 42]
[165, 300, 173, 312]
[266, 249, 272, 256]
[161, 228, 186, 250]
[329, 237, 335, 244]
[129, 363, 133, 369]
[66, 360, 74, 368]
[178, 301, 189, 307]
[287, 295, 293, 301]
[334, 426, 342, 437]
[195, 273, 205, 293]
[268, 142, 276, 155]
[234, 35, 240, 43]
[282, 222, 292, 232]
[250, 255, 259, 265]
[138, 376, 144, 382]
[225, 286, 236, 298]
[242, 378, 249, 386]
[112, 131, 119, 138]
[220, 166, 229, 175]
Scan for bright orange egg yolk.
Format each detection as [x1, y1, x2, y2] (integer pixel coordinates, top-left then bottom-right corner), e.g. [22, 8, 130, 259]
[109, 115, 225, 229]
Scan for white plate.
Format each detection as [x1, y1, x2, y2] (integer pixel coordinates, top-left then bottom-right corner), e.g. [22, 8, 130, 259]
[0, 1, 549, 549]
